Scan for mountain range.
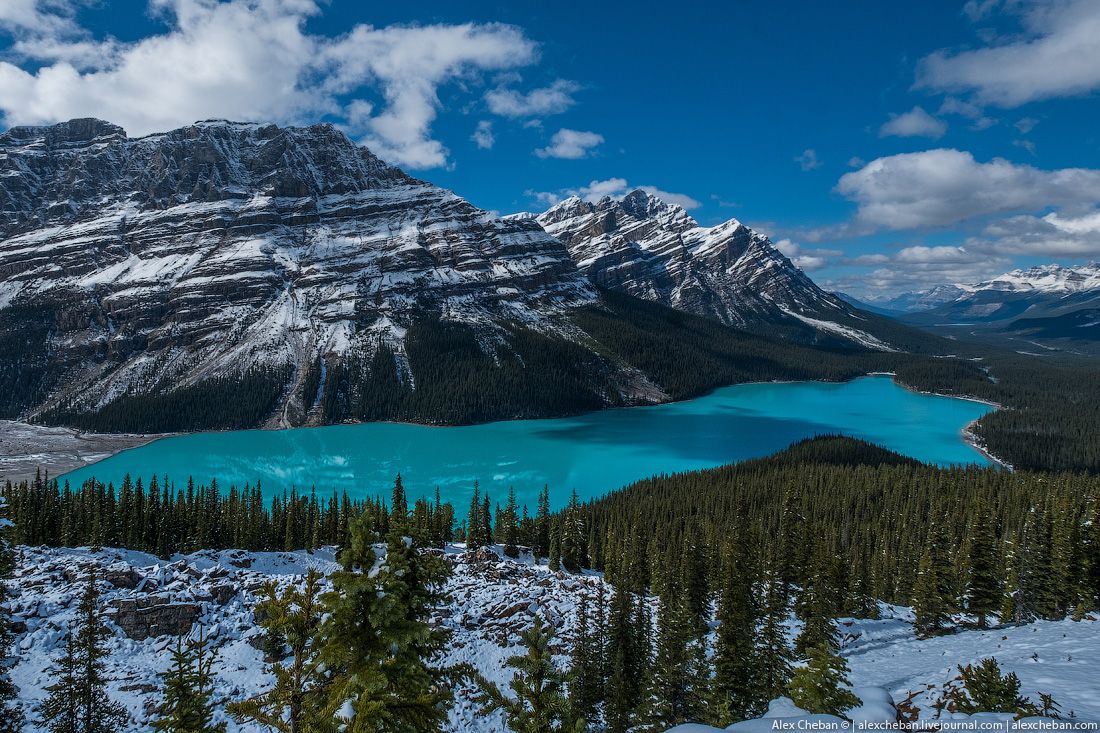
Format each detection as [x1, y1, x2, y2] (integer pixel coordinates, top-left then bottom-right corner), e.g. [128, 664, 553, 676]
[0, 118, 934, 432]
[861, 264, 1100, 348]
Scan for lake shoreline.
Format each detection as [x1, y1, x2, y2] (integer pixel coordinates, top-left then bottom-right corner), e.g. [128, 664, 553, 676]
[6, 373, 1000, 486]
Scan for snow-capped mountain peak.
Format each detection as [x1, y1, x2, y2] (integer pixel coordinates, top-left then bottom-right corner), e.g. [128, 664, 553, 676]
[535, 188, 887, 346]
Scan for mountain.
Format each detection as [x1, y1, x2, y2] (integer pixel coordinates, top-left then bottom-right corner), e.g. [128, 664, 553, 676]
[0, 119, 914, 433]
[534, 191, 896, 349]
[883, 264, 1100, 317]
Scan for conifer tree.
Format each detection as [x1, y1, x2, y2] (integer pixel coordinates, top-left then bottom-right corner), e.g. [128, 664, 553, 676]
[710, 545, 758, 725]
[0, 498, 23, 733]
[390, 474, 408, 531]
[560, 490, 586, 572]
[500, 488, 519, 558]
[604, 586, 646, 733]
[638, 578, 707, 731]
[948, 658, 1040, 715]
[320, 513, 453, 732]
[912, 521, 955, 637]
[467, 484, 484, 551]
[787, 644, 861, 717]
[38, 570, 128, 733]
[568, 594, 602, 724]
[475, 616, 581, 733]
[548, 523, 561, 572]
[966, 499, 1001, 627]
[37, 632, 80, 733]
[753, 568, 793, 713]
[153, 630, 226, 733]
[229, 570, 327, 732]
[534, 486, 551, 558]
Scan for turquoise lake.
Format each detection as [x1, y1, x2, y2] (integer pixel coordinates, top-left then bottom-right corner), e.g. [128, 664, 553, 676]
[60, 375, 994, 512]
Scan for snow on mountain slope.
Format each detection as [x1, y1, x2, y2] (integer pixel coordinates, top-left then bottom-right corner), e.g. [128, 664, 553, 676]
[535, 190, 890, 348]
[0, 119, 600, 424]
[881, 263, 1100, 314]
[8, 544, 1097, 733]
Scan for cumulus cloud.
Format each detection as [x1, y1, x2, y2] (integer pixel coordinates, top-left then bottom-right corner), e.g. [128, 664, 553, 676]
[485, 78, 579, 117]
[916, 0, 1100, 106]
[795, 148, 821, 171]
[966, 209, 1100, 257]
[0, 0, 541, 169]
[836, 149, 1100, 232]
[773, 238, 842, 272]
[879, 106, 947, 139]
[828, 245, 1011, 297]
[471, 120, 494, 149]
[529, 177, 702, 210]
[534, 128, 603, 159]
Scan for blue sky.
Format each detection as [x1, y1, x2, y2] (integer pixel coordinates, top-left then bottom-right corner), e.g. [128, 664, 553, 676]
[2, 0, 1099, 297]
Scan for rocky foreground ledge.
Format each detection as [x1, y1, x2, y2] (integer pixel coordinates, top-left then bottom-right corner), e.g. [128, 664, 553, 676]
[7, 544, 1098, 732]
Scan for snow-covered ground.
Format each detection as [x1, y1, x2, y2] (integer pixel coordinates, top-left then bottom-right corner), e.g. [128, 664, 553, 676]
[6, 544, 1098, 732]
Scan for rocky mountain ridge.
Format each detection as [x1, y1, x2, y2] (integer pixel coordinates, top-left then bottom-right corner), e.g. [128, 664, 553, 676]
[0, 118, 600, 425]
[534, 190, 892, 348]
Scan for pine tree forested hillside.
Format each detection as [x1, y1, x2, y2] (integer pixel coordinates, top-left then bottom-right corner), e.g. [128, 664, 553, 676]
[567, 436, 1100, 615]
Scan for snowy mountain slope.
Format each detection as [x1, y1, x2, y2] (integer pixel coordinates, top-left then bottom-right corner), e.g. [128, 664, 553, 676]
[880, 263, 1100, 319]
[0, 119, 604, 425]
[9, 544, 1097, 733]
[534, 191, 893, 348]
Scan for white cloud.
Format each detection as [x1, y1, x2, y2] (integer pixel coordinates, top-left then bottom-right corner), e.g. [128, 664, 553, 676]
[484, 78, 579, 117]
[879, 106, 947, 139]
[1015, 116, 1038, 133]
[966, 209, 1100, 257]
[530, 177, 702, 210]
[795, 148, 821, 171]
[0, 0, 541, 169]
[847, 156, 865, 169]
[828, 245, 1011, 297]
[916, 0, 1100, 106]
[534, 128, 603, 159]
[772, 238, 842, 272]
[471, 120, 494, 149]
[836, 149, 1100, 232]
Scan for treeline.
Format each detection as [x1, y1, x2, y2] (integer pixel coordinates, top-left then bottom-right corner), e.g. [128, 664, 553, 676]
[535, 436, 1094, 729]
[894, 351, 1100, 474]
[564, 436, 1100, 619]
[2, 471, 458, 557]
[41, 364, 293, 433]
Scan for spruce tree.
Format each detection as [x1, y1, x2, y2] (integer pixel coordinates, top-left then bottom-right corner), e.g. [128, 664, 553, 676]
[501, 488, 519, 558]
[38, 570, 128, 733]
[228, 570, 327, 732]
[966, 498, 1001, 627]
[604, 586, 646, 733]
[475, 616, 581, 733]
[320, 514, 453, 732]
[912, 521, 955, 637]
[787, 644, 861, 717]
[0, 497, 23, 733]
[37, 632, 80, 733]
[390, 474, 408, 532]
[753, 568, 793, 713]
[638, 578, 707, 731]
[467, 484, 484, 551]
[949, 658, 1040, 715]
[568, 594, 602, 724]
[153, 630, 226, 733]
[710, 545, 758, 725]
[535, 486, 552, 558]
[548, 523, 561, 572]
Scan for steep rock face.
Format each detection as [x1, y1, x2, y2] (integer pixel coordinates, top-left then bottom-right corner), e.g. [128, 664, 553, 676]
[0, 119, 596, 424]
[536, 190, 888, 347]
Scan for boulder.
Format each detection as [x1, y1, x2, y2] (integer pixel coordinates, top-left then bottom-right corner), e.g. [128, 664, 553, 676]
[108, 596, 201, 640]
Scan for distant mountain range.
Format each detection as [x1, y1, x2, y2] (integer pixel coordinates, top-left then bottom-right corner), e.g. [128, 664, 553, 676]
[855, 263, 1100, 348]
[0, 118, 937, 432]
